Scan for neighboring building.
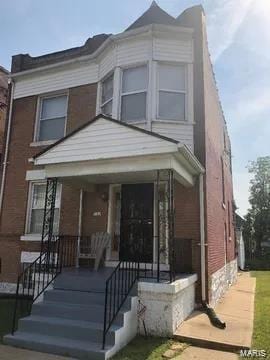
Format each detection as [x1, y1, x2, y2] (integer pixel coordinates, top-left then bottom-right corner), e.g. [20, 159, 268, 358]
[0, 66, 8, 160]
[236, 213, 245, 270]
[2, 2, 237, 358]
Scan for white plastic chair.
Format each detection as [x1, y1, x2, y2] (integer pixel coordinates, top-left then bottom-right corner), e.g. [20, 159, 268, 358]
[79, 232, 110, 271]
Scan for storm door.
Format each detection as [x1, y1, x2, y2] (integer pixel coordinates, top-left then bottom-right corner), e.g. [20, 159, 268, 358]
[120, 184, 154, 262]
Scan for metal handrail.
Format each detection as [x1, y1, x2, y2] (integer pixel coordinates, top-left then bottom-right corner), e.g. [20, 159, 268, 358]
[11, 236, 62, 334]
[102, 261, 139, 349]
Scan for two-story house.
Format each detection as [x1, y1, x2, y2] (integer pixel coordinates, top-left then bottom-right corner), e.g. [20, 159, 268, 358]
[2, 3, 237, 359]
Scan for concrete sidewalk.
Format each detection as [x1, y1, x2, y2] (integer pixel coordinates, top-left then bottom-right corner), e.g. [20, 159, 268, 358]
[174, 272, 256, 352]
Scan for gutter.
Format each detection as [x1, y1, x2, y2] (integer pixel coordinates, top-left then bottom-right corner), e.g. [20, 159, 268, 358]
[0, 80, 14, 215]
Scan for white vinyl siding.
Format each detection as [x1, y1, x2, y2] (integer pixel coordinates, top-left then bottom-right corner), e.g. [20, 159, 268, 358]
[35, 117, 177, 165]
[14, 63, 98, 99]
[152, 122, 194, 152]
[116, 38, 150, 66]
[153, 38, 193, 63]
[27, 182, 61, 235]
[157, 64, 186, 121]
[120, 66, 148, 123]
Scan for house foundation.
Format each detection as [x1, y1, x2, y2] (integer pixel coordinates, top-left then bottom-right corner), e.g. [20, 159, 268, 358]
[209, 259, 238, 307]
[138, 274, 197, 336]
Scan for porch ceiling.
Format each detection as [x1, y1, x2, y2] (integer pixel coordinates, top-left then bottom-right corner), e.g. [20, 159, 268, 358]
[34, 115, 204, 188]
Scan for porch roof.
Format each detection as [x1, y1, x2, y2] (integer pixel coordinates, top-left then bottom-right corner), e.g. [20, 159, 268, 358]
[34, 115, 204, 187]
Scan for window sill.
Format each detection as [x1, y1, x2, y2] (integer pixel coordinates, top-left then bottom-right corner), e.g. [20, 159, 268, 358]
[122, 120, 147, 125]
[152, 119, 195, 125]
[30, 140, 57, 147]
[20, 234, 42, 241]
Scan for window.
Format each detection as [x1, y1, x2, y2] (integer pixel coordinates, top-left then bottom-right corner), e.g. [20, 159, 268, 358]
[158, 64, 186, 121]
[121, 65, 147, 122]
[28, 183, 61, 234]
[101, 74, 113, 116]
[37, 95, 67, 142]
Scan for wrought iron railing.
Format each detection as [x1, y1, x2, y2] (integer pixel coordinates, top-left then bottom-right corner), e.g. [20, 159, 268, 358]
[11, 236, 61, 334]
[102, 261, 139, 349]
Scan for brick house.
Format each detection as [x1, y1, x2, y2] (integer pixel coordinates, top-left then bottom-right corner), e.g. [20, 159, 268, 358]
[2, 2, 237, 358]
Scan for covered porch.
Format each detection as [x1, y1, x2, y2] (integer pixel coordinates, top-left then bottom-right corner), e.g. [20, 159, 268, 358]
[33, 115, 204, 283]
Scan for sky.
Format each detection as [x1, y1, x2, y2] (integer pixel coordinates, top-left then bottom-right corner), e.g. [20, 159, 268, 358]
[1, 0, 269, 216]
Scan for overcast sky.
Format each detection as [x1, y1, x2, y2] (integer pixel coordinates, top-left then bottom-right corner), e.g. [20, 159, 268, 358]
[1, 0, 269, 216]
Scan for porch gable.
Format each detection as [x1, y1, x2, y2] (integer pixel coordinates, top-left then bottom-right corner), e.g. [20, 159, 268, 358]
[34, 115, 179, 166]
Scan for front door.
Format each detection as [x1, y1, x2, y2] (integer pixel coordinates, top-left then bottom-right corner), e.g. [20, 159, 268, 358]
[120, 183, 154, 262]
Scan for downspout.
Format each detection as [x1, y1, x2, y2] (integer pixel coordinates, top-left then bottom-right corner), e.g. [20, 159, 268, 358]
[199, 173, 206, 302]
[0, 80, 14, 215]
[199, 173, 226, 329]
[76, 189, 83, 268]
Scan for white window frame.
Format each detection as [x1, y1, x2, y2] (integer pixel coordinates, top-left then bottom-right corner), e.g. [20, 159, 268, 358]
[156, 62, 187, 122]
[34, 92, 68, 143]
[100, 72, 114, 117]
[25, 181, 62, 236]
[119, 63, 149, 124]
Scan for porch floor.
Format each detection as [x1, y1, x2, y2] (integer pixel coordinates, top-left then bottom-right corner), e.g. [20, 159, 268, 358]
[174, 272, 256, 352]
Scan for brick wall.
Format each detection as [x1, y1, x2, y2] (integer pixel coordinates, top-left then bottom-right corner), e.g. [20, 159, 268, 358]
[180, 6, 236, 303]
[0, 83, 98, 283]
[174, 181, 201, 301]
[201, 15, 236, 288]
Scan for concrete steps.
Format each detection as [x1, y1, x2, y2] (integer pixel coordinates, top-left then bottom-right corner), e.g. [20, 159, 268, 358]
[4, 268, 138, 359]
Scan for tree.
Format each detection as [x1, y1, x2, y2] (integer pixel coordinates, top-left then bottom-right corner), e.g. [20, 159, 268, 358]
[243, 156, 270, 258]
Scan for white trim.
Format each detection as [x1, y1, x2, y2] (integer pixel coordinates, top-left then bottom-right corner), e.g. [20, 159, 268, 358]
[119, 63, 149, 123]
[43, 154, 195, 187]
[25, 170, 46, 181]
[112, 67, 121, 119]
[21, 251, 40, 263]
[20, 234, 42, 242]
[96, 81, 102, 116]
[34, 91, 69, 143]
[24, 181, 62, 236]
[30, 140, 57, 147]
[156, 62, 187, 122]
[100, 72, 114, 117]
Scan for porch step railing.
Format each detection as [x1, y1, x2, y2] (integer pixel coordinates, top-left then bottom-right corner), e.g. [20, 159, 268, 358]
[102, 261, 139, 349]
[11, 236, 61, 334]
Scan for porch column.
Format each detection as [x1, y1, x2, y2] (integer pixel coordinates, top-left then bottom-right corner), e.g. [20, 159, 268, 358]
[168, 169, 175, 283]
[41, 178, 58, 256]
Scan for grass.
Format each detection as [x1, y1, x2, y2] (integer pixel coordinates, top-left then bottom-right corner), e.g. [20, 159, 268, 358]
[112, 336, 186, 360]
[0, 296, 29, 343]
[251, 271, 270, 358]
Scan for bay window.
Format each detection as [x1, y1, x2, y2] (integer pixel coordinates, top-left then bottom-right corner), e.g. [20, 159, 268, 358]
[120, 65, 148, 122]
[158, 64, 186, 121]
[101, 74, 114, 117]
[28, 182, 61, 234]
[37, 94, 67, 142]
